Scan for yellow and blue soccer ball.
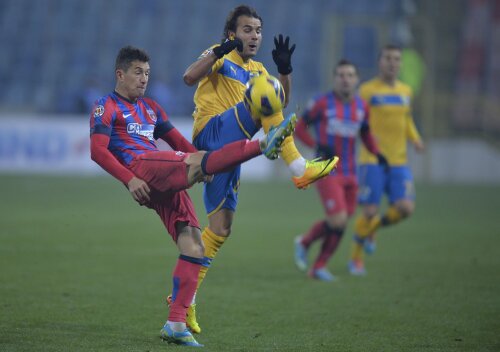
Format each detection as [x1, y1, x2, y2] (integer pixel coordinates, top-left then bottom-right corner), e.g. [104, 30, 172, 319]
[244, 74, 285, 117]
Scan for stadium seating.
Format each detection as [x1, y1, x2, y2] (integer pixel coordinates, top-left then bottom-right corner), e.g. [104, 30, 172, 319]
[0, 0, 396, 114]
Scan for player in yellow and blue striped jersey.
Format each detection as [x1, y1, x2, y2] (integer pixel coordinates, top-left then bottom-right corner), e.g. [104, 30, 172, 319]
[175, 5, 338, 333]
[349, 45, 425, 275]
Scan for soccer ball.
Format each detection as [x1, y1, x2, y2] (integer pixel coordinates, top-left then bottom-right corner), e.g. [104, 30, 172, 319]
[244, 74, 285, 117]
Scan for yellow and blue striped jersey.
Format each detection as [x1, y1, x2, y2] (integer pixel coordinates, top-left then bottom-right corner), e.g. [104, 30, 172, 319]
[192, 47, 267, 138]
[358, 77, 422, 165]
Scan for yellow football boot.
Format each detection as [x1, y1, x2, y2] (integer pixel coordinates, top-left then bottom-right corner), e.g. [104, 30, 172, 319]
[292, 156, 339, 189]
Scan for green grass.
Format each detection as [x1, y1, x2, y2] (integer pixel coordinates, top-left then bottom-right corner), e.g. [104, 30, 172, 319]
[0, 175, 499, 351]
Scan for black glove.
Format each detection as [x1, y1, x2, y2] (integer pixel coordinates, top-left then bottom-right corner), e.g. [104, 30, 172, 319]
[377, 153, 389, 171]
[213, 38, 243, 59]
[272, 34, 296, 75]
[316, 144, 335, 159]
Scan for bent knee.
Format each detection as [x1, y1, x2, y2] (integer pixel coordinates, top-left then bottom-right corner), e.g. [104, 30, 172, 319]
[211, 226, 231, 237]
[396, 201, 415, 218]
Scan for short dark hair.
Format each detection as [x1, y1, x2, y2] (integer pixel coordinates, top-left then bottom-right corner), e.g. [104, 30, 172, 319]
[222, 5, 263, 41]
[334, 59, 358, 74]
[378, 44, 402, 59]
[115, 46, 150, 71]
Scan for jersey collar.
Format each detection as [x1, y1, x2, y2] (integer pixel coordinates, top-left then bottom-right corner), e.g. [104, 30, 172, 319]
[226, 50, 249, 67]
[113, 90, 139, 104]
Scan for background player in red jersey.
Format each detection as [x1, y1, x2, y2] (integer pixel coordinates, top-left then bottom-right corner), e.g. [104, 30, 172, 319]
[293, 59, 388, 281]
[89, 46, 295, 346]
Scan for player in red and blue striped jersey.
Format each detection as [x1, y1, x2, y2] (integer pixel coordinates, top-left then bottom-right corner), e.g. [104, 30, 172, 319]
[293, 59, 388, 281]
[89, 46, 296, 346]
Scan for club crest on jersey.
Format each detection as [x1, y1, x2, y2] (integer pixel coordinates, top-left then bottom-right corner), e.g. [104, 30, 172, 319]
[94, 105, 105, 117]
[146, 109, 157, 122]
[175, 151, 185, 156]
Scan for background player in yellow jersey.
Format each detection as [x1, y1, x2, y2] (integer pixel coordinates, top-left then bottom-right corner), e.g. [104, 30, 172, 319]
[176, 5, 338, 332]
[349, 45, 425, 275]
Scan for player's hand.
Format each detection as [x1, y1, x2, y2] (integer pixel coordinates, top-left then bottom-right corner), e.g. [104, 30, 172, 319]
[127, 176, 151, 206]
[272, 34, 296, 75]
[377, 153, 390, 172]
[414, 140, 425, 153]
[316, 144, 334, 159]
[213, 38, 243, 59]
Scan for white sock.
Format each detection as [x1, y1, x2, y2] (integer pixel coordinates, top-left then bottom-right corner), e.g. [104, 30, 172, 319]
[167, 320, 186, 333]
[288, 157, 306, 177]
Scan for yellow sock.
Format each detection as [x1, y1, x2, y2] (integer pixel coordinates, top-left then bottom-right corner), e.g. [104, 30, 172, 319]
[354, 214, 382, 238]
[260, 111, 301, 165]
[383, 206, 402, 225]
[197, 227, 227, 290]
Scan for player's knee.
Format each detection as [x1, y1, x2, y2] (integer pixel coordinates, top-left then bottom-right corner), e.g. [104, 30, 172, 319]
[212, 225, 231, 237]
[208, 210, 233, 237]
[397, 201, 414, 218]
[326, 214, 347, 230]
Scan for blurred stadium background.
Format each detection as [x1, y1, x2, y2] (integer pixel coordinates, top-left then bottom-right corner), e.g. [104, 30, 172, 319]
[1, 0, 500, 183]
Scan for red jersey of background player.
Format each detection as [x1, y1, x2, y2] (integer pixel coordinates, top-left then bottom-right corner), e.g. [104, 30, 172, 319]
[295, 92, 379, 175]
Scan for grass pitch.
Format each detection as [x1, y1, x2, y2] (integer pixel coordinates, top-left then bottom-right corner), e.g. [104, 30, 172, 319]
[0, 175, 499, 351]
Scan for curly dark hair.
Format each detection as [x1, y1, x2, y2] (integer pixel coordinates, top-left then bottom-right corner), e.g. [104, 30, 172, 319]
[222, 5, 263, 41]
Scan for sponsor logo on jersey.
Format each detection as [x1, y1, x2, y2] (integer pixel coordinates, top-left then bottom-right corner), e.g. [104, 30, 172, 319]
[326, 116, 362, 137]
[127, 123, 154, 140]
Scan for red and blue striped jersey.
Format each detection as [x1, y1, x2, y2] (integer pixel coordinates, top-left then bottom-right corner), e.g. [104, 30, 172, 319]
[90, 91, 174, 167]
[301, 92, 370, 176]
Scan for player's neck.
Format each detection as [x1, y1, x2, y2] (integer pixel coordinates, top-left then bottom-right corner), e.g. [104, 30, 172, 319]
[115, 87, 138, 103]
[379, 75, 397, 86]
[334, 90, 354, 103]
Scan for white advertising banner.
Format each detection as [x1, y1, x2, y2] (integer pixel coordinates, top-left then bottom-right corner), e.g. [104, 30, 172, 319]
[0, 116, 273, 179]
[0, 117, 98, 174]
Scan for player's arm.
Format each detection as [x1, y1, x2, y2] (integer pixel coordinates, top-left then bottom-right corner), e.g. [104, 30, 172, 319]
[406, 114, 425, 152]
[279, 74, 291, 108]
[183, 39, 243, 86]
[157, 125, 197, 153]
[90, 133, 150, 205]
[151, 101, 198, 153]
[90, 103, 150, 204]
[295, 100, 334, 159]
[295, 117, 315, 148]
[359, 105, 388, 169]
[272, 35, 295, 108]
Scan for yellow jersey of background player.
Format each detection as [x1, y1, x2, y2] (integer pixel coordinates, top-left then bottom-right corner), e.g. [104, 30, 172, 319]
[358, 76, 421, 166]
[348, 44, 424, 277]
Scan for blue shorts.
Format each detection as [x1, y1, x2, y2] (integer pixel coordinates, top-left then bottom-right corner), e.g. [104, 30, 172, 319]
[358, 164, 415, 205]
[193, 102, 259, 215]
